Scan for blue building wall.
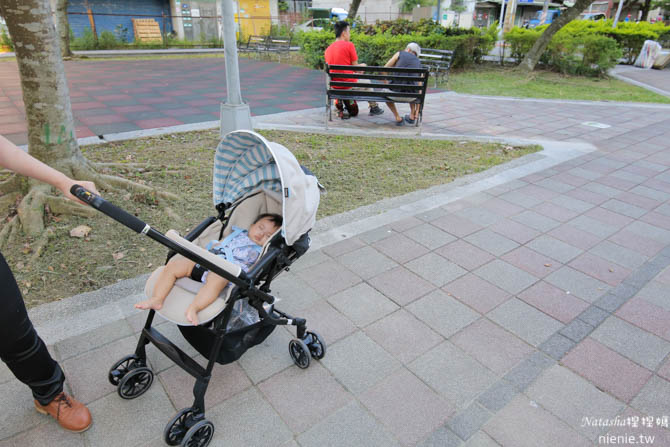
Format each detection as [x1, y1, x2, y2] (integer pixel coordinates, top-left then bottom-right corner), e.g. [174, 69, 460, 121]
[68, 0, 173, 42]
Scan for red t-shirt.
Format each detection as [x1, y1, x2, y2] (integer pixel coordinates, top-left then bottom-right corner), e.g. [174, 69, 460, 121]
[324, 40, 357, 87]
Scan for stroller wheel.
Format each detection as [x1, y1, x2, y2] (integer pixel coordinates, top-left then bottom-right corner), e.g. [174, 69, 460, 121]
[108, 354, 142, 386]
[288, 338, 311, 369]
[164, 408, 196, 446]
[181, 419, 214, 447]
[305, 331, 326, 360]
[118, 366, 154, 400]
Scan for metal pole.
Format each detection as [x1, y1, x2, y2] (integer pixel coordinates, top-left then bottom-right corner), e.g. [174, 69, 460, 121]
[612, 0, 625, 27]
[220, 0, 252, 135]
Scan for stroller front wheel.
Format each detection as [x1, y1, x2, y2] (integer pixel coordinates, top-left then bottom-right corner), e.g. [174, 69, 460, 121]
[164, 408, 197, 446]
[117, 366, 154, 399]
[108, 354, 143, 386]
[305, 331, 326, 360]
[181, 419, 214, 447]
[289, 338, 311, 369]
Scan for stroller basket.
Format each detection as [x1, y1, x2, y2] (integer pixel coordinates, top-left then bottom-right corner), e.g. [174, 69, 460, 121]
[72, 131, 325, 446]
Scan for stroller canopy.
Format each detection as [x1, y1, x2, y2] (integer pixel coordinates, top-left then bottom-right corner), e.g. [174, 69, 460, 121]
[213, 130, 320, 246]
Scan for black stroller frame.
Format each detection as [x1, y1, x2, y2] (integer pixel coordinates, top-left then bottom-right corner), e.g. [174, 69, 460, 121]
[71, 186, 325, 447]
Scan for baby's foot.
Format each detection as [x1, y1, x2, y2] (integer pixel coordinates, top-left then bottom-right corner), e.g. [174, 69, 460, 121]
[134, 297, 163, 310]
[185, 306, 200, 326]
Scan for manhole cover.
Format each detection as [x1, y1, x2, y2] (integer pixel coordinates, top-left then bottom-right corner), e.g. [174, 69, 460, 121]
[581, 121, 611, 129]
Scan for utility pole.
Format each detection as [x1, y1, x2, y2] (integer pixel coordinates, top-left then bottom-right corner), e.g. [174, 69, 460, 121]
[220, 0, 252, 137]
[612, 0, 625, 27]
[539, 0, 549, 25]
[502, 0, 517, 32]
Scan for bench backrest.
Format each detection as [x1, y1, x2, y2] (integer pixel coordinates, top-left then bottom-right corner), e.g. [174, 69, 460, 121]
[419, 48, 453, 72]
[266, 36, 291, 52]
[246, 35, 268, 50]
[325, 64, 429, 103]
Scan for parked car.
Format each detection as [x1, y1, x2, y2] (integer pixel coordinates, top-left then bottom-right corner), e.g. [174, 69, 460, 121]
[292, 18, 331, 32]
[528, 9, 561, 28]
[580, 13, 607, 20]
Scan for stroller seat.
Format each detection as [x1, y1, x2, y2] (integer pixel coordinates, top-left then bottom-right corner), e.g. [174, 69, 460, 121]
[145, 191, 282, 326]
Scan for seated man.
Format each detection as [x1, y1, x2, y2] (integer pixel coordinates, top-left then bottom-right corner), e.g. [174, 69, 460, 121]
[324, 20, 384, 118]
[383, 42, 422, 126]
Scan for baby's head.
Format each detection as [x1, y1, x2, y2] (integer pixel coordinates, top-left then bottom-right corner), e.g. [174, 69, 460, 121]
[248, 213, 282, 246]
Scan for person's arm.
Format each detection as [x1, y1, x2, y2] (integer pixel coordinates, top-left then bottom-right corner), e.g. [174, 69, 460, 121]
[0, 134, 99, 202]
[385, 52, 400, 68]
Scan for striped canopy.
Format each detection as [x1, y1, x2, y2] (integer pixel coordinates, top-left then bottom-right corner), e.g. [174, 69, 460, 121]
[213, 130, 320, 246]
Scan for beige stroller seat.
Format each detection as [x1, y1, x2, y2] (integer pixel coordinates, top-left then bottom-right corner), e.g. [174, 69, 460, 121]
[144, 191, 282, 326]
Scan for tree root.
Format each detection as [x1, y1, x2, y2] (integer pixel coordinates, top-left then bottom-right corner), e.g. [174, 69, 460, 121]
[97, 173, 179, 200]
[0, 215, 18, 250]
[17, 186, 48, 236]
[0, 191, 21, 214]
[44, 195, 97, 218]
[92, 162, 180, 172]
[28, 227, 54, 265]
[0, 174, 24, 195]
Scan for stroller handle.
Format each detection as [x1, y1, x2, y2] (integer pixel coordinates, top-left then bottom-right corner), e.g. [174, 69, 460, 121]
[70, 184, 148, 234]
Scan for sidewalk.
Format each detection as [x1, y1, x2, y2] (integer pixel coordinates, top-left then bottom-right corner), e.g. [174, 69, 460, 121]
[610, 64, 670, 98]
[2, 83, 670, 445]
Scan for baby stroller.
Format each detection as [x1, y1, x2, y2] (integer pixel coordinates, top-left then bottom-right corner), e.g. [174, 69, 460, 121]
[72, 130, 325, 446]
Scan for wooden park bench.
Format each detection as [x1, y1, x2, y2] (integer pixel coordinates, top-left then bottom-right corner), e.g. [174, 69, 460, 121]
[265, 36, 291, 62]
[240, 35, 268, 53]
[325, 64, 429, 130]
[419, 48, 453, 88]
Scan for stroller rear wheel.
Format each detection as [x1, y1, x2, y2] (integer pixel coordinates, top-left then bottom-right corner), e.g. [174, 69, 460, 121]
[164, 408, 197, 446]
[118, 366, 154, 399]
[181, 419, 214, 447]
[288, 338, 311, 369]
[108, 354, 143, 386]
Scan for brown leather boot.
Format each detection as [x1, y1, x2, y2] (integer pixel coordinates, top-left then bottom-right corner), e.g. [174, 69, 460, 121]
[34, 392, 92, 432]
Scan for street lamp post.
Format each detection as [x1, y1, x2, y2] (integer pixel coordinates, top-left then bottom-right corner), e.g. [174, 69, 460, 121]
[220, 0, 252, 137]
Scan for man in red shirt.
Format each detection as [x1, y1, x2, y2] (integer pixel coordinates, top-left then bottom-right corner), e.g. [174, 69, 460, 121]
[324, 21, 384, 117]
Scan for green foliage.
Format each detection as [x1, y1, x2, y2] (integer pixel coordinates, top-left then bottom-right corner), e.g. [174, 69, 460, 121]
[299, 20, 495, 70]
[548, 32, 622, 76]
[278, 0, 289, 12]
[0, 27, 13, 51]
[71, 27, 99, 50]
[504, 27, 541, 61]
[269, 23, 294, 37]
[98, 31, 118, 50]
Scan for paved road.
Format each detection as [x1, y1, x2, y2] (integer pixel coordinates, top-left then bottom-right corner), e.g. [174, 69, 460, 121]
[1, 61, 670, 446]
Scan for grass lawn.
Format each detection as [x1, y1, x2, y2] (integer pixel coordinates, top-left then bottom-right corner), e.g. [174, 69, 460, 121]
[446, 65, 670, 104]
[2, 130, 539, 307]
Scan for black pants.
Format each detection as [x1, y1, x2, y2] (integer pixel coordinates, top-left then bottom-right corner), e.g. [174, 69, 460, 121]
[0, 252, 64, 405]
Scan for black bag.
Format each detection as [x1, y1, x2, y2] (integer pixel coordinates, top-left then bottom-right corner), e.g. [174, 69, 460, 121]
[335, 99, 359, 119]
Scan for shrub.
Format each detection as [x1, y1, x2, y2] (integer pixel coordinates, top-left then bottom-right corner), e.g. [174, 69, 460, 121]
[548, 32, 621, 76]
[504, 27, 541, 62]
[98, 30, 120, 49]
[0, 27, 13, 51]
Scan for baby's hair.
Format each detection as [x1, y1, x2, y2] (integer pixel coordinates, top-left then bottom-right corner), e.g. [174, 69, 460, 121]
[254, 213, 282, 227]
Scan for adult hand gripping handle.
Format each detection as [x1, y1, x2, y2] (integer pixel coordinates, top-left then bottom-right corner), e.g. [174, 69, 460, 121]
[70, 184, 148, 234]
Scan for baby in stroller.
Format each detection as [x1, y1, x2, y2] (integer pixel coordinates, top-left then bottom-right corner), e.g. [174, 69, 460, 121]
[135, 213, 282, 325]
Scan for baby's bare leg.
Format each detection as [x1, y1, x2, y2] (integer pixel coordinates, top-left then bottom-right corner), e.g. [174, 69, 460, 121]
[185, 273, 229, 325]
[135, 256, 195, 310]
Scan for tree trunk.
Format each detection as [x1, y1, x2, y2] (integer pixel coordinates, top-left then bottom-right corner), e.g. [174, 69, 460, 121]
[348, 0, 362, 20]
[640, 0, 652, 21]
[539, 0, 550, 25]
[55, 0, 73, 58]
[517, 0, 593, 71]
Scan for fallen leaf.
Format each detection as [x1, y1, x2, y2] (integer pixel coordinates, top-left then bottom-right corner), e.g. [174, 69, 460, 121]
[147, 263, 153, 268]
[22, 243, 32, 254]
[70, 225, 92, 238]
[48, 266, 54, 271]
[608, 268, 614, 272]
[16, 262, 24, 269]
[112, 252, 125, 261]
[544, 263, 552, 267]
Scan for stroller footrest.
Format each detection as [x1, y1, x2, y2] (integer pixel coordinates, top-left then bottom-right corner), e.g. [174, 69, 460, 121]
[143, 327, 207, 379]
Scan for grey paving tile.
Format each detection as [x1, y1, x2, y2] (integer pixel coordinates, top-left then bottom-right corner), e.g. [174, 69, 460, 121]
[416, 426, 463, 447]
[372, 233, 430, 264]
[569, 215, 619, 238]
[1, 420, 85, 446]
[295, 259, 362, 298]
[560, 319, 594, 343]
[407, 289, 480, 338]
[409, 341, 497, 408]
[482, 395, 591, 447]
[368, 266, 435, 306]
[535, 178, 575, 194]
[321, 237, 366, 258]
[443, 274, 511, 314]
[463, 431, 500, 447]
[550, 194, 595, 213]
[321, 331, 401, 394]
[477, 379, 519, 412]
[464, 229, 519, 257]
[489, 218, 542, 244]
[592, 240, 649, 270]
[545, 266, 610, 303]
[390, 216, 425, 232]
[358, 226, 395, 244]
[455, 207, 504, 227]
[591, 316, 670, 370]
[511, 210, 561, 233]
[56, 319, 133, 361]
[526, 235, 582, 264]
[626, 221, 670, 244]
[327, 283, 398, 328]
[403, 223, 457, 249]
[526, 365, 625, 440]
[601, 199, 648, 218]
[258, 362, 352, 434]
[0, 379, 48, 440]
[416, 207, 450, 222]
[630, 376, 670, 416]
[406, 253, 468, 287]
[474, 260, 539, 295]
[237, 328, 294, 384]
[499, 190, 544, 208]
[539, 333, 575, 360]
[503, 351, 555, 392]
[360, 368, 455, 445]
[297, 401, 400, 447]
[447, 403, 492, 441]
[365, 309, 443, 365]
[435, 240, 496, 271]
[584, 182, 624, 198]
[299, 299, 357, 346]
[430, 214, 484, 238]
[207, 387, 293, 447]
[84, 384, 175, 447]
[269, 273, 322, 315]
[635, 280, 670, 312]
[578, 305, 610, 327]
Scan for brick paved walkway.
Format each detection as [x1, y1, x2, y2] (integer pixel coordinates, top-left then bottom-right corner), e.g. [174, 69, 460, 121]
[2, 64, 670, 446]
